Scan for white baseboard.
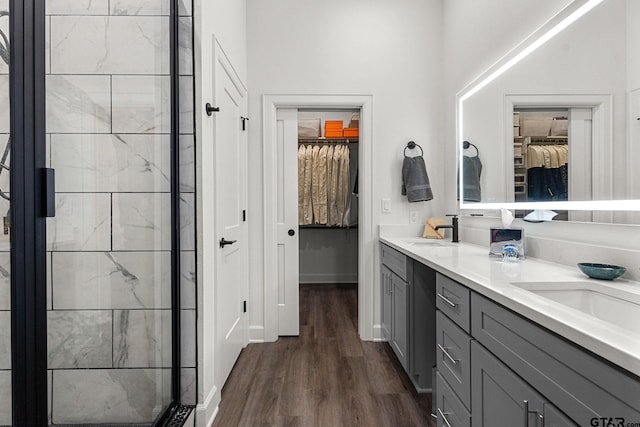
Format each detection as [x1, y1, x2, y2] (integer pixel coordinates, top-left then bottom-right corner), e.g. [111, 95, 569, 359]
[196, 385, 219, 427]
[249, 325, 265, 343]
[372, 324, 386, 342]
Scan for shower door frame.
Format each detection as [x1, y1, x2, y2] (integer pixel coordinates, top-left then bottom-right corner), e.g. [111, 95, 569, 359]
[8, 0, 184, 425]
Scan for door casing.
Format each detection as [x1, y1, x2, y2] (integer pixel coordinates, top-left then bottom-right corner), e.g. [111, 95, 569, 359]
[262, 94, 374, 342]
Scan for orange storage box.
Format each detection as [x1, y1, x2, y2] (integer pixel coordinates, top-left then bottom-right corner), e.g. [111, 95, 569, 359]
[325, 129, 344, 138]
[324, 120, 343, 129]
[343, 127, 359, 138]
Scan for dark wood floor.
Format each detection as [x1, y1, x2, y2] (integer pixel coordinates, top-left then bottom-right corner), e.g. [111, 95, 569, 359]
[212, 284, 435, 427]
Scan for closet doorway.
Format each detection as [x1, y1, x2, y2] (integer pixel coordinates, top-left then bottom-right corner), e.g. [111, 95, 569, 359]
[297, 109, 359, 325]
[263, 95, 374, 342]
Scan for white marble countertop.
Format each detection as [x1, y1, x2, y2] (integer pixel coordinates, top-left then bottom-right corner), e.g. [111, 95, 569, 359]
[379, 236, 640, 378]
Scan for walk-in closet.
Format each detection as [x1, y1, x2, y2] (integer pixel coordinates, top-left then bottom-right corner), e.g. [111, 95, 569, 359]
[297, 110, 359, 286]
[513, 108, 571, 220]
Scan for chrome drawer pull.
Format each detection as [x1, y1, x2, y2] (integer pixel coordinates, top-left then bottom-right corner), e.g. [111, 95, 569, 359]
[522, 400, 539, 427]
[438, 343, 458, 365]
[437, 293, 458, 308]
[438, 408, 453, 427]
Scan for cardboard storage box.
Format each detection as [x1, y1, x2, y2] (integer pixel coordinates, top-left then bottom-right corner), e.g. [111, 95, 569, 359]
[513, 112, 520, 126]
[343, 127, 359, 138]
[349, 113, 360, 128]
[325, 129, 343, 138]
[520, 118, 551, 136]
[514, 126, 520, 137]
[298, 119, 320, 138]
[324, 120, 343, 129]
[550, 119, 568, 136]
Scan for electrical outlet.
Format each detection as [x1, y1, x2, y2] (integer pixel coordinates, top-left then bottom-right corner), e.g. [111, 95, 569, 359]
[382, 198, 391, 213]
[410, 211, 418, 224]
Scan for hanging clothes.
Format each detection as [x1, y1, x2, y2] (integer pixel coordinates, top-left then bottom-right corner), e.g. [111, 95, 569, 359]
[298, 145, 307, 224]
[526, 144, 568, 201]
[300, 145, 314, 225]
[298, 142, 353, 227]
[327, 145, 340, 226]
[314, 145, 329, 224]
[338, 145, 351, 226]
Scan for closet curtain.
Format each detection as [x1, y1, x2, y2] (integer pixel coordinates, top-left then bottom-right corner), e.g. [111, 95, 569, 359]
[298, 143, 351, 226]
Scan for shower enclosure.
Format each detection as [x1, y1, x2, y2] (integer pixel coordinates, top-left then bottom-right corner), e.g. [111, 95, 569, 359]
[1, 0, 195, 425]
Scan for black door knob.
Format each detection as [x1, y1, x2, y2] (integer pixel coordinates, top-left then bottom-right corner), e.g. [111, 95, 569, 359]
[288, 229, 295, 236]
[219, 238, 237, 248]
[206, 103, 220, 116]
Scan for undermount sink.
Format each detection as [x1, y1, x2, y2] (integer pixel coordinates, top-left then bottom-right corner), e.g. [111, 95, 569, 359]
[403, 238, 450, 247]
[512, 281, 640, 334]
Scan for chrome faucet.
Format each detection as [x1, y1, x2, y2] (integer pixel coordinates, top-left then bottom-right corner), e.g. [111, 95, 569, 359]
[435, 214, 459, 242]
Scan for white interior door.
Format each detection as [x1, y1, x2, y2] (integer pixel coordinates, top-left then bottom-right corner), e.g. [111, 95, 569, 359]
[214, 44, 248, 386]
[276, 109, 299, 336]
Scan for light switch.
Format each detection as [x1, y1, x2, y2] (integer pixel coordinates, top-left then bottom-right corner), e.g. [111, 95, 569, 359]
[410, 211, 418, 224]
[382, 198, 391, 213]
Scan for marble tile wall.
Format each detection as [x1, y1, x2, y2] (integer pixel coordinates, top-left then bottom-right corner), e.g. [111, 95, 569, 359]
[44, 0, 196, 423]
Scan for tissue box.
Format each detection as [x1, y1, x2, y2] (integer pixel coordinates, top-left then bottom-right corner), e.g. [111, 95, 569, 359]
[489, 228, 524, 258]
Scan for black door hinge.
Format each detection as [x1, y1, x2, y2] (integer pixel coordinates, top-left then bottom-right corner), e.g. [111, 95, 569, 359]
[243, 300, 247, 313]
[242, 210, 246, 222]
[241, 116, 249, 131]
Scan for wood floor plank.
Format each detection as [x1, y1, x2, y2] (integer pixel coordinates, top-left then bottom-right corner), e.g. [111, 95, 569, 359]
[213, 284, 435, 427]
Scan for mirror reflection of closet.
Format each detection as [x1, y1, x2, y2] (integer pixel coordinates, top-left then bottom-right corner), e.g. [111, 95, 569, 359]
[513, 108, 570, 220]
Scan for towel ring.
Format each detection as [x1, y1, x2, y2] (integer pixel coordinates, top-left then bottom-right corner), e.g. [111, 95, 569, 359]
[404, 141, 423, 157]
[463, 140, 479, 156]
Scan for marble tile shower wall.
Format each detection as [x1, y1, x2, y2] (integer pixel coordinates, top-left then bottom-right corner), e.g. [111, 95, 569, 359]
[0, 0, 195, 424]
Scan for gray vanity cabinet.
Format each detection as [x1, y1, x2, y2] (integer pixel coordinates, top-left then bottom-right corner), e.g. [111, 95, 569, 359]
[472, 292, 640, 427]
[380, 265, 393, 342]
[471, 341, 573, 427]
[380, 243, 437, 391]
[380, 244, 411, 371]
[391, 273, 409, 370]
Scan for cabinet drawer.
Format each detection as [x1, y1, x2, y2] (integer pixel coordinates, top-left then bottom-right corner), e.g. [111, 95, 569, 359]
[381, 244, 408, 281]
[435, 372, 471, 427]
[471, 293, 640, 427]
[436, 273, 470, 333]
[436, 311, 471, 410]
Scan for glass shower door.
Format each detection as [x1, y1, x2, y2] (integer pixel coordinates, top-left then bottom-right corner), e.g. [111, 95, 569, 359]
[0, 1, 10, 424]
[45, 1, 174, 424]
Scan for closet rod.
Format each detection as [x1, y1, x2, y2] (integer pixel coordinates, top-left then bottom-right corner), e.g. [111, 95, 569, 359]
[299, 225, 358, 229]
[298, 139, 358, 144]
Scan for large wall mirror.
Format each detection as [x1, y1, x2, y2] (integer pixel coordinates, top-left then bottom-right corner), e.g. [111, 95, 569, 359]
[457, 0, 640, 221]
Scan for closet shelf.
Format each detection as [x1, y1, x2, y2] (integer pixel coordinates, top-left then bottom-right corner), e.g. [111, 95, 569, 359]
[299, 224, 358, 230]
[298, 137, 358, 144]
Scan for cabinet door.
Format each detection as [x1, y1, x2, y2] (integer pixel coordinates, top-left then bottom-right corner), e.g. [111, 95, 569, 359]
[381, 265, 392, 342]
[391, 274, 409, 370]
[543, 403, 578, 427]
[472, 341, 546, 427]
[410, 261, 437, 391]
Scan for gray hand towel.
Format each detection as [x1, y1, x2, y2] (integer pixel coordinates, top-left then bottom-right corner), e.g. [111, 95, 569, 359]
[402, 155, 434, 202]
[458, 155, 482, 202]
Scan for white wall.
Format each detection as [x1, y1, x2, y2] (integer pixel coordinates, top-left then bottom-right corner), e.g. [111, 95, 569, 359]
[247, 0, 445, 338]
[443, 1, 640, 280]
[193, 0, 246, 425]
